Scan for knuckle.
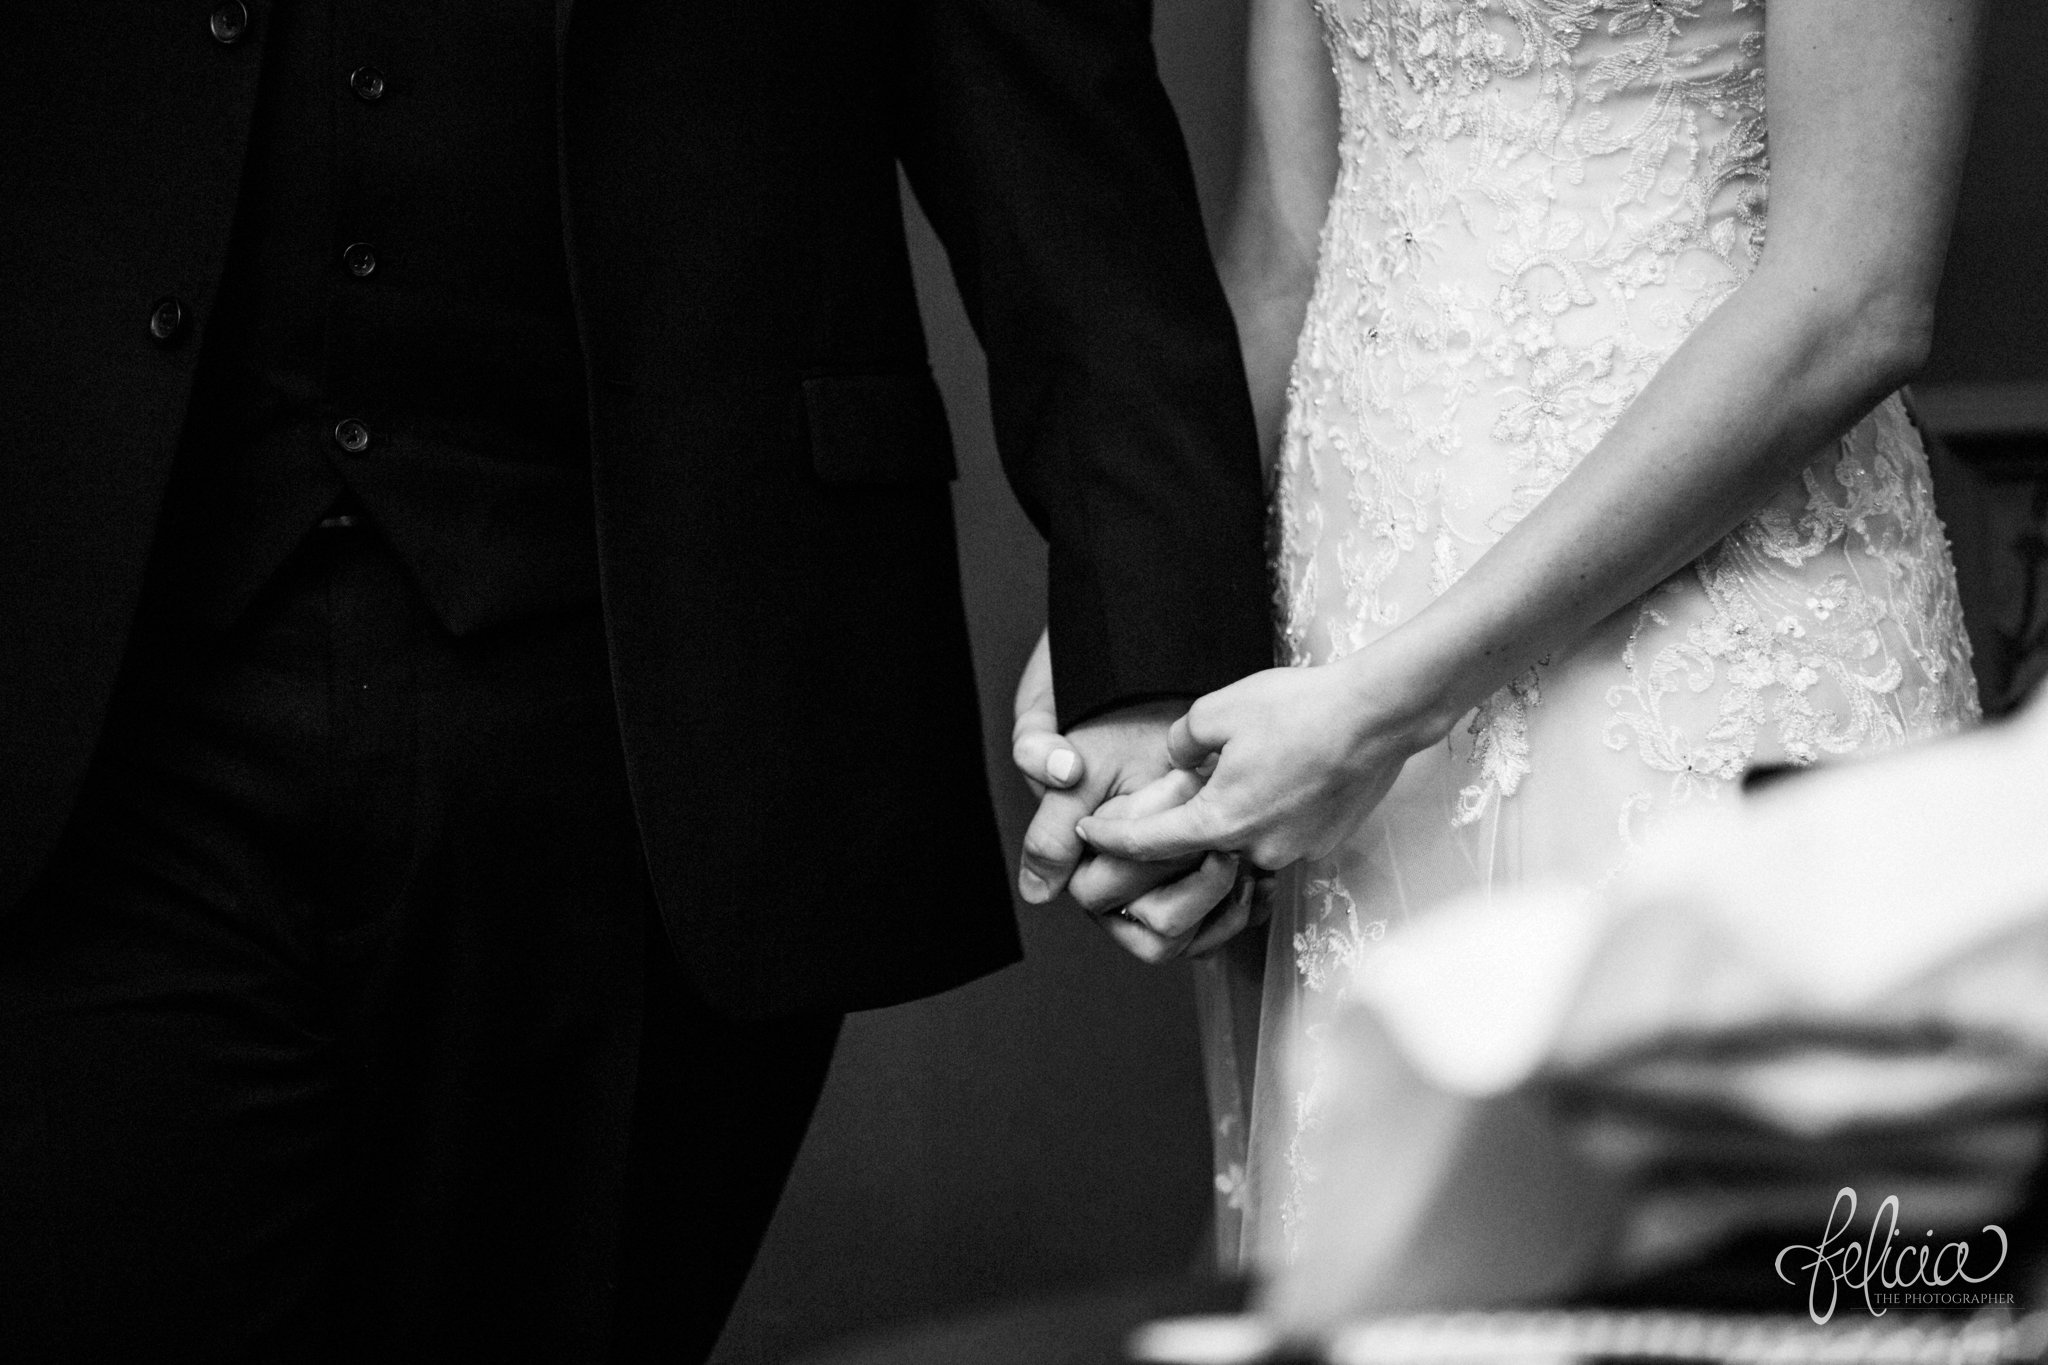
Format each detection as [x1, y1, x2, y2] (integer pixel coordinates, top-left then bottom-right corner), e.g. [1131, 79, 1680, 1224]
[1104, 919, 1146, 953]
[1069, 883, 1112, 914]
[1127, 895, 1178, 934]
[1204, 808, 1249, 847]
[1102, 868, 1162, 905]
[1093, 791, 1135, 821]
[1246, 842, 1288, 873]
[1131, 937, 1173, 966]
[1021, 832, 1069, 867]
[1095, 852, 1146, 881]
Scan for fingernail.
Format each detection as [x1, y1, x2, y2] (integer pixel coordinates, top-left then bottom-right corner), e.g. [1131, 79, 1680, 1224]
[1019, 869, 1050, 903]
[1046, 749, 1077, 784]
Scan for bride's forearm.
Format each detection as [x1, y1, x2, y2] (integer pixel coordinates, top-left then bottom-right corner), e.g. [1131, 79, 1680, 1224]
[1221, 0, 1339, 466]
[1218, 254, 1316, 469]
[1348, 266, 1933, 744]
[1339, 0, 1982, 748]
[1218, 151, 1326, 466]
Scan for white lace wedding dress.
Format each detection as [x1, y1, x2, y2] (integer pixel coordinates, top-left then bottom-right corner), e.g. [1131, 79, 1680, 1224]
[1197, 0, 1980, 1269]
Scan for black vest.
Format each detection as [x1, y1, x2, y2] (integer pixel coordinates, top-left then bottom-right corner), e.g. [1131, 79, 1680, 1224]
[3, 0, 1272, 1016]
[150, 0, 597, 635]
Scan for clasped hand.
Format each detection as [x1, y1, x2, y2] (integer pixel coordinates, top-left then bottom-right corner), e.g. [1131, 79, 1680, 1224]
[1012, 630, 1447, 961]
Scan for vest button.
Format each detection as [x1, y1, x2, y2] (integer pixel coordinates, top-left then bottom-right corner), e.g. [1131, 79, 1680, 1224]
[333, 419, 372, 455]
[148, 297, 185, 344]
[342, 242, 378, 278]
[349, 66, 387, 101]
[209, 1, 250, 45]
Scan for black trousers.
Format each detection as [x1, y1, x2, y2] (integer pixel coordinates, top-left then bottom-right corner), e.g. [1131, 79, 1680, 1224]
[0, 523, 840, 1363]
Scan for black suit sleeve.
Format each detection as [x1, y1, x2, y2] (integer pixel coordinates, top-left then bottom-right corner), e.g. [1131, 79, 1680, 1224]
[894, 0, 1276, 729]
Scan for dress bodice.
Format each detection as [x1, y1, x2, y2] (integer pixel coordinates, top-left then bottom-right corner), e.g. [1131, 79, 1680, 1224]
[1284, 0, 1771, 659]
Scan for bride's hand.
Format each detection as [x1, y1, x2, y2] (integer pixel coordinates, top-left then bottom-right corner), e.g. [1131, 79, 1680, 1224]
[1080, 773, 1254, 962]
[1077, 652, 1452, 872]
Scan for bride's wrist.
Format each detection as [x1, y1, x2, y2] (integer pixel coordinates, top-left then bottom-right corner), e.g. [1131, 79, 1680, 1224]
[1332, 625, 1490, 756]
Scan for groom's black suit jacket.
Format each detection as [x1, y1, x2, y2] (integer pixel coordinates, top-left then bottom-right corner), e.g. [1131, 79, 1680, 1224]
[0, 0, 1272, 1019]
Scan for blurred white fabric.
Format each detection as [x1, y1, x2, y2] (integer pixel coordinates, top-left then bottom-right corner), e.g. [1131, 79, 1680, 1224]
[1261, 695, 2048, 1334]
[1359, 694, 2048, 1102]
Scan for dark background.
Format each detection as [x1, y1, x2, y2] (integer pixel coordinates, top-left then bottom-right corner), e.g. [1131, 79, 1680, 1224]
[711, 5, 2048, 1361]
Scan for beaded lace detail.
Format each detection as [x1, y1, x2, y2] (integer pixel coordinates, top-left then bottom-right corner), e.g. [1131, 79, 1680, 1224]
[1234, 0, 1979, 1263]
[1276, 0, 1972, 834]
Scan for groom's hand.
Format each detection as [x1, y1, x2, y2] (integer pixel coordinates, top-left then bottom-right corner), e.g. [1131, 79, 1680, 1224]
[1012, 632, 1254, 960]
[1014, 699, 1249, 962]
[1016, 697, 1186, 908]
[1012, 633, 1187, 910]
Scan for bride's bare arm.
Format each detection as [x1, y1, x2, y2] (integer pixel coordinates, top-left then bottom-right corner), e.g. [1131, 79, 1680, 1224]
[1082, 0, 1986, 871]
[1217, 0, 1339, 465]
[1379, 0, 1987, 737]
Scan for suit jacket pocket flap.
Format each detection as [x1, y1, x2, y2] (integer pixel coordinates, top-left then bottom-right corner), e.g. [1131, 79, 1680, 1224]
[803, 371, 957, 485]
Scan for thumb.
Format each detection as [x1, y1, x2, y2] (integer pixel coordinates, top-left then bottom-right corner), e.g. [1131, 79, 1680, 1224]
[1166, 701, 1227, 771]
[1012, 722, 1083, 792]
[1010, 630, 1080, 791]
